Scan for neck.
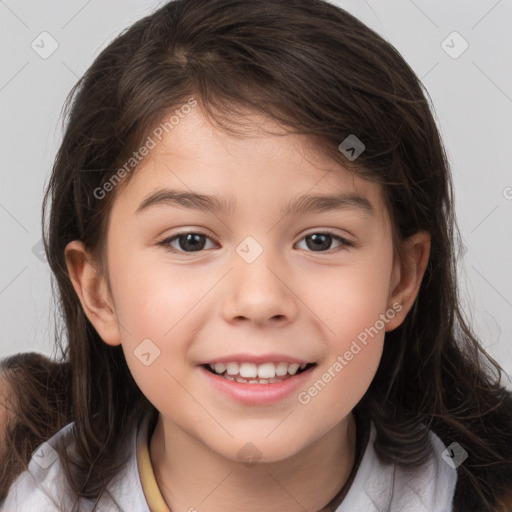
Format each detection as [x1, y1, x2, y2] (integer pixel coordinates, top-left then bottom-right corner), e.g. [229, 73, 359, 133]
[149, 413, 357, 512]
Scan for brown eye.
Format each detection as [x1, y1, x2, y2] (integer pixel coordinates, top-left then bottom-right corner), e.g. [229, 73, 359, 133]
[296, 232, 353, 253]
[158, 232, 217, 253]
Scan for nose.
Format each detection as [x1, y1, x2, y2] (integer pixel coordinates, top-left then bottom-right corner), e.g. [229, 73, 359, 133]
[221, 248, 298, 327]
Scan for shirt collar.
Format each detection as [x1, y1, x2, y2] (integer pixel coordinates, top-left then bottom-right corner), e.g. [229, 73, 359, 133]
[136, 413, 170, 512]
[130, 412, 456, 512]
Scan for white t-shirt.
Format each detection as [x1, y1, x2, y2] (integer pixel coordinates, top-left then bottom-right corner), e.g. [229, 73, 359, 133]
[1, 413, 457, 512]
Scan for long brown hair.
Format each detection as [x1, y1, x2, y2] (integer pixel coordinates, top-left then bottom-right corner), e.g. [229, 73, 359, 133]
[2, 0, 512, 510]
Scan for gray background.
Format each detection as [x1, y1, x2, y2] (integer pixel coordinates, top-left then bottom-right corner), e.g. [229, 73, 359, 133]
[1, 0, 511, 387]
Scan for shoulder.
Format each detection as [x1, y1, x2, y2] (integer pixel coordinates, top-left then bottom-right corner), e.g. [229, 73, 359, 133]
[0, 422, 77, 511]
[394, 426, 459, 510]
[0, 415, 150, 512]
[337, 421, 457, 512]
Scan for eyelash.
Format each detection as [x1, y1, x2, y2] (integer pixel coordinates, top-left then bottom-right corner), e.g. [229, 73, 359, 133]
[156, 230, 354, 255]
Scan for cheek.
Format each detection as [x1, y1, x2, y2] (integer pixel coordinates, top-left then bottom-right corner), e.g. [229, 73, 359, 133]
[310, 254, 394, 341]
[110, 252, 201, 342]
[107, 258, 196, 406]
[297, 287, 387, 428]
[297, 252, 392, 409]
[297, 336, 383, 443]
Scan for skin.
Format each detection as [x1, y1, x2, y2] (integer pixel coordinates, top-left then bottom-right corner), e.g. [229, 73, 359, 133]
[65, 106, 430, 512]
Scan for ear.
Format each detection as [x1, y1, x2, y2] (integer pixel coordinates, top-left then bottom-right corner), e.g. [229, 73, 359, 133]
[64, 240, 122, 346]
[385, 231, 431, 331]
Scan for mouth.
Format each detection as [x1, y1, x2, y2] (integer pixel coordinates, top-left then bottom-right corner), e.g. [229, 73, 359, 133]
[201, 361, 316, 384]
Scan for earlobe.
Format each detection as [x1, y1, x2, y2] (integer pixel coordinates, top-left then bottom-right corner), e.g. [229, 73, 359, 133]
[64, 240, 122, 346]
[385, 231, 431, 331]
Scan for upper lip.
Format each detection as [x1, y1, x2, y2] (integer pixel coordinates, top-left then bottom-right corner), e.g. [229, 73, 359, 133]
[198, 353, 314, 366]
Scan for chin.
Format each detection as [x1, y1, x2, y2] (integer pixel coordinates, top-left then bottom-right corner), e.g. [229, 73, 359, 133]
[212, 436, 309, 466]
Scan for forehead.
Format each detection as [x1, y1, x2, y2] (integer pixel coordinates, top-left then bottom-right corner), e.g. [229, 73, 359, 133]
[111, 107, 387, 219]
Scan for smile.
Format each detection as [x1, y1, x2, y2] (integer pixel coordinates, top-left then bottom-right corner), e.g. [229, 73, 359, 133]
[203, 361, 315, 384]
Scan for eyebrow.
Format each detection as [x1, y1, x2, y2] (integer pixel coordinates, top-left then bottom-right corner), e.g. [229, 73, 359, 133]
[135, 188, 374, 216]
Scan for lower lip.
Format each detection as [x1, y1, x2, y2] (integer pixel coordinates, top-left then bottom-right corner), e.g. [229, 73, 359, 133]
[198, 365, 316, 405]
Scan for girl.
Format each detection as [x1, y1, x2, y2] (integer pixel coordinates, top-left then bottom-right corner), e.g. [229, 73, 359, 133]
[1, 0, 512, 510]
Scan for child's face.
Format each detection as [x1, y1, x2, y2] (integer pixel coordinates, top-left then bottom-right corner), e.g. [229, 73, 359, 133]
[86, 107, 405, 462]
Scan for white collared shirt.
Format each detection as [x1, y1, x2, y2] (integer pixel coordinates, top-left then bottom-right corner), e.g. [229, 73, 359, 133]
[1, 413, 457, 512]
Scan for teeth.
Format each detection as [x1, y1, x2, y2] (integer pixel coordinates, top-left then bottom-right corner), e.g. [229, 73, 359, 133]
[239, 362, 257, 379]
[288, 363, 300, 375]
[226, 362, 239, 375]
[207, 361, 311, 380]
[257, 362, 275, 379]
[214, 363, 226, 374]
[275, 362, 288, 376]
